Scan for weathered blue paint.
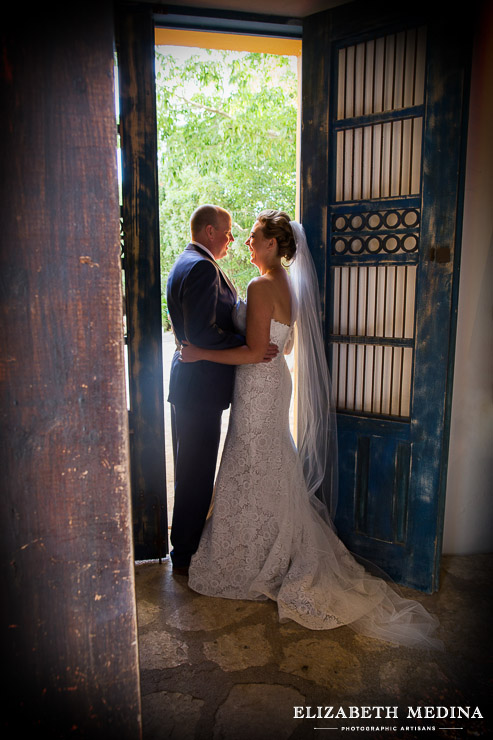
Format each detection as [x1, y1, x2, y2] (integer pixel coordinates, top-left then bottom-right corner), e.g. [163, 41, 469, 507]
[302, 2, 471, 592]
[410, 14, 473, 590]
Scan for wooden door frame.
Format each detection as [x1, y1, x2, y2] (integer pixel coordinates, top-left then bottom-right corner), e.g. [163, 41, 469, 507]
[116, 1, 471, 588]
[1, 3, 142, 734]
[116, 3, 168, 560]
[115, 1, 303, 560]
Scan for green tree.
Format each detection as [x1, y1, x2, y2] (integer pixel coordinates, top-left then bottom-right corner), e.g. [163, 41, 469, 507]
[155, 48, 298, 329]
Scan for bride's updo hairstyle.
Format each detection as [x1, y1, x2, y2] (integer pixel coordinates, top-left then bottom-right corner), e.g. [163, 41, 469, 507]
[256, 209, 296, 263]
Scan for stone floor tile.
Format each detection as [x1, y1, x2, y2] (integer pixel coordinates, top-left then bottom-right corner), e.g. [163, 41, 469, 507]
[141, 690, 204, 740]
[280, 638, 362, 693]
[137, 599, 163, 628]
[138, 630, 189, 670]
[203, 623, 274, 671]
[379, 658, 450, 700]
[165, 596, 269, 632]
[213, 683, 305, 740]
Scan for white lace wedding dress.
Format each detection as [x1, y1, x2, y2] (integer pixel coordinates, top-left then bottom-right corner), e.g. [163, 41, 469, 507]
[188, 301, 442, 649]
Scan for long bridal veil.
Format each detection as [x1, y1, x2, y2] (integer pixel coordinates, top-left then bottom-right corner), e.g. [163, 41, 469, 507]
[289, 221, 338, 525]
[287, 221, 443, 650]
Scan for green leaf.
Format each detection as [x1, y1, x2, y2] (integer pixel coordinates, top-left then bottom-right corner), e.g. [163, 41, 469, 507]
[156, 47, 298, 308]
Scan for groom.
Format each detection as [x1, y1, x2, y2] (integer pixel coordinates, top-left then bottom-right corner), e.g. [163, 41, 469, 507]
[166, 205, 276, 575]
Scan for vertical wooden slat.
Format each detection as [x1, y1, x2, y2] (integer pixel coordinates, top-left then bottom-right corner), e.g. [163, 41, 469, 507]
[116, 3, 168, 559]
[301, 9, 331, 322]
[0, 4, 142, 736]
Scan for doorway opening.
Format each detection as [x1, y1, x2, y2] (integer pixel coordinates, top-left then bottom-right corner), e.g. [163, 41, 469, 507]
[154, 27, 302, 533]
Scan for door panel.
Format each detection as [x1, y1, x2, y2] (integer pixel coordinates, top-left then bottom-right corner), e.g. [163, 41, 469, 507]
[301, 3, 470, 591]
[116, 4, 168, 560]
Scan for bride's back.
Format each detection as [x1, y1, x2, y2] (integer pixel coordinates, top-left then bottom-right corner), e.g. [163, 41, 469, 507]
[262, 268, 294, 326]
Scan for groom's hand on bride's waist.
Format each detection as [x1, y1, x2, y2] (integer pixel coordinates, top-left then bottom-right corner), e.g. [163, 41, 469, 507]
[179, 341, 201, 363]
[261, 343, 279, 363]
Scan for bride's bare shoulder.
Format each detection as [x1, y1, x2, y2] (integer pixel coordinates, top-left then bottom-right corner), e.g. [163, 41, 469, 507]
[246, 276, 276, 310]
[247, 275, 272, 292]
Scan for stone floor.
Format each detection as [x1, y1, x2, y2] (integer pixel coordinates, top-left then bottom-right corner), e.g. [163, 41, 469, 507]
[135, 553, 491, 740]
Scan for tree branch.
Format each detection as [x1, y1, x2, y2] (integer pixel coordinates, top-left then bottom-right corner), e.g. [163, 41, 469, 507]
[175, 94, 232, 119]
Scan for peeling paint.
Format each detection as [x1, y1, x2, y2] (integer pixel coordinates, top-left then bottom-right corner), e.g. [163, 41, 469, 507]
[79, 256, 100, 268]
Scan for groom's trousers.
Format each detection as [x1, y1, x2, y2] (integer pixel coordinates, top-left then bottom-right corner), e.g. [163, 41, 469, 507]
[170, 403, 223, 568]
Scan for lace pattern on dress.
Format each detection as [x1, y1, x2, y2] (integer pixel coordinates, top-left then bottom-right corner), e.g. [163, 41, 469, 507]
[188, 301, 442, 648]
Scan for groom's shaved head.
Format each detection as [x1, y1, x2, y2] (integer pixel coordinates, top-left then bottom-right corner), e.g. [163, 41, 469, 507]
[191, 205, 229, 237]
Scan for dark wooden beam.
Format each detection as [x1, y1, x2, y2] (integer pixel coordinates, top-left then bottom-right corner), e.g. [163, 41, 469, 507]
[116, 3, 168, 560]
[300, 8, 331, 321]
[0, 4, 142, 736]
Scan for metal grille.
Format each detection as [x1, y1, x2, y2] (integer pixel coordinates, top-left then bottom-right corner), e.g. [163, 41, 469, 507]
[332, 264, 416, 338]
[336, 27, 426, 118]
[332, 343, 414, 417]
[335, 119, 422, 201]
[329, 27, 426, 419]
[332, 207, 420, 256]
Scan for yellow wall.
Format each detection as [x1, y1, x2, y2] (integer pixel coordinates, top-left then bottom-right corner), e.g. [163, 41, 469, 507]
[154, 28, 301, 56]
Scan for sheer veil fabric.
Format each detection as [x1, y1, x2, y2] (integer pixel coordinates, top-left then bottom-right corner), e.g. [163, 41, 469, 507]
[289, 221, 338, 524]
[188, 220, 443, 650]
[287, 221, 442, 649]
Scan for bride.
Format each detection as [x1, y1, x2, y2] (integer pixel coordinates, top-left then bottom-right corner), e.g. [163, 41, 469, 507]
[180, 210, 442, 649]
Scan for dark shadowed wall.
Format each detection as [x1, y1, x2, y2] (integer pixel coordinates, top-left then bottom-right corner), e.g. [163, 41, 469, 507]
[0, 3, 142, 736]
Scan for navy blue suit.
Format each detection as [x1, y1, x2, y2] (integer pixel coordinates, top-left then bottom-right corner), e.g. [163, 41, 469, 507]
[166, 244, 244, 567]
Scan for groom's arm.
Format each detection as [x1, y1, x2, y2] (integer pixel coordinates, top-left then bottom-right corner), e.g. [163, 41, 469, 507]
[182, 260, 244, 350]
[181, 278, 279, 365]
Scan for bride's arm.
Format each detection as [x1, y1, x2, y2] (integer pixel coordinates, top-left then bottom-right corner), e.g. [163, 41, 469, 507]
[181, 279, 275, 365]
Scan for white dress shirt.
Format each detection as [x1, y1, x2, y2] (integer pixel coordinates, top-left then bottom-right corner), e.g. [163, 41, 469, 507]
[186, 240, 216, 261]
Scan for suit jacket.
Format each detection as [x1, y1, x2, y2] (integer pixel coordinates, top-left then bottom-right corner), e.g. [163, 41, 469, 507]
[166, 244, 244, 410]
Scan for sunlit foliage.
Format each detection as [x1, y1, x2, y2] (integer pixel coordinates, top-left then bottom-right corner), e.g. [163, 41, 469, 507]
[155, 48, 298, 327]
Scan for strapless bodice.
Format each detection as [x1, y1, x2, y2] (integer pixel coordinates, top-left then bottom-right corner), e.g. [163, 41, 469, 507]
[233, 299, 293, 354]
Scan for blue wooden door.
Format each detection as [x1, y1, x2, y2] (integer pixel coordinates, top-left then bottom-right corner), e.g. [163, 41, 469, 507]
[301, 5, 470, 591]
